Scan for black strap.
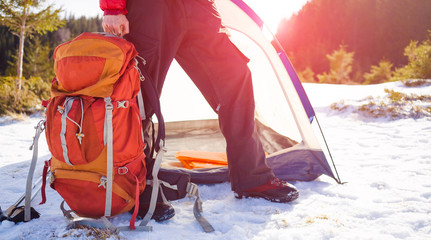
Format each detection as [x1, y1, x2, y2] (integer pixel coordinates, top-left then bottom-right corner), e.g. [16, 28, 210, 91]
[138, 62, 166, 153]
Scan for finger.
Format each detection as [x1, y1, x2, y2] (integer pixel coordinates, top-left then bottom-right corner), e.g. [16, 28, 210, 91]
[107, 25, 117, 35]
[112, 25, 122, 36]
[104, 24, 113, 34]
[102, 22, 108, 32]
[119, 25, 125, 37]
[123, 22, 130, 35]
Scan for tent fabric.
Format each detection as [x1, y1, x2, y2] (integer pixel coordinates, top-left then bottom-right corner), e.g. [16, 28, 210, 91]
[158, 0, 339, 184]
[214, 0, 337, 179]
[215, 0, 318, 147]
[278, 53, 316, 122]
[160, 120, 335, 183]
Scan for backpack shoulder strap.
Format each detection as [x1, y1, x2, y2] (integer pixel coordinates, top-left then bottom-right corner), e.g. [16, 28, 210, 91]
[134, 56, 167, 230]
[135, 57, 165, 152]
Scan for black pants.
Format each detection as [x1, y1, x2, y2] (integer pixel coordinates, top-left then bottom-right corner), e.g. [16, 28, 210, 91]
[126, 0, 274, 191]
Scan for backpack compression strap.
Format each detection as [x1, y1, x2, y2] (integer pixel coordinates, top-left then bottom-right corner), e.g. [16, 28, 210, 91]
[24, 120, 46, 221]
[138, 141, 166, 229]
[187, 183, 215, 233]
[150, 179, 215, 233]
[103, 97, 114, 217]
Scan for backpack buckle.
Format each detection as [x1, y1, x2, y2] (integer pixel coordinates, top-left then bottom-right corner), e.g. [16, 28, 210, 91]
[104, 98, 113, 110]
[118, 167, 128, 175]
[57, 105, 64, 114]
[98, 176, 107, 188]
[117, 101, 129, 108]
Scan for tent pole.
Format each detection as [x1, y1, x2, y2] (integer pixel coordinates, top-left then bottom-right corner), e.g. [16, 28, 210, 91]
[314, 115, 342, 184]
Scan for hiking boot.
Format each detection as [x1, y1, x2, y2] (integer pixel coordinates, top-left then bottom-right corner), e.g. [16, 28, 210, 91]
[234, 178, 299, 203]
[0, 207, 7, 222]
[135, 202, 175, 222]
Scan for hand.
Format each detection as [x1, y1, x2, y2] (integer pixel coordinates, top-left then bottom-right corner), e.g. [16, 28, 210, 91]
[102, 14, 130, 37]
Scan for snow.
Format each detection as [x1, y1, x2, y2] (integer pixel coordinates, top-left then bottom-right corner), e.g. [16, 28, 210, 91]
[1, 81, 431, 240]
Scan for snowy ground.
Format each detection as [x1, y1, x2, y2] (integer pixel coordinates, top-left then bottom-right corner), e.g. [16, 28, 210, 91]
[0, 81, 430, 239]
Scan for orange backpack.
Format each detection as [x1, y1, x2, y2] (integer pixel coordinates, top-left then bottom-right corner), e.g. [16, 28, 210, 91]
[23, 32, 213, 233]
[44, 33, 146, 229]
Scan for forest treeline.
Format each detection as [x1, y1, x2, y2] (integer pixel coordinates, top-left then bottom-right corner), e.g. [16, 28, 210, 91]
[0, 14, 102, 115]
[276, 0, 431, 83]
[2, 0, 430, 83]
[0, 15, 103, 78]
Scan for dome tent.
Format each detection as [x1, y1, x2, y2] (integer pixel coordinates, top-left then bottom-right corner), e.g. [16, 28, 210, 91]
[157, 0, 341, 184]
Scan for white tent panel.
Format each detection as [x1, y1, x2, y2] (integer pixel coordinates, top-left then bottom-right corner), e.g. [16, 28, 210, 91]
[160, 0, 326, 149]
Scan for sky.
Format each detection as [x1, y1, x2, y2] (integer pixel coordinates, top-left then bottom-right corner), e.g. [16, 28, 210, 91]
[49, 0, 308, 32]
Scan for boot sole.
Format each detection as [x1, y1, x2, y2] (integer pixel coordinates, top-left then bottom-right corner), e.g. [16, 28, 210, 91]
[235, 190, 299, 203]
[136, 204, 176, 222]
[153, 207, 175, 222]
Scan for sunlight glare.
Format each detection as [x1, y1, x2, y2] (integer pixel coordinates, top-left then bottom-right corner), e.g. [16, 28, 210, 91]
[49, 0, 308, 34]
[243, 0, 309, 33]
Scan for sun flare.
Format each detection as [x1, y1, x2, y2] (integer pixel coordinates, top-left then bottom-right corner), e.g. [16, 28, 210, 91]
[243, 0, 308, 32]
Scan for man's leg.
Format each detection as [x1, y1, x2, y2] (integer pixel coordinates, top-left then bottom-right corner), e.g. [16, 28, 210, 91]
[125, 0, 186, 220]
[126, 0, 186, 98]
[175, 0, 274, 192]
[126, 0, 187, 158]
[127, 0, 298, 202]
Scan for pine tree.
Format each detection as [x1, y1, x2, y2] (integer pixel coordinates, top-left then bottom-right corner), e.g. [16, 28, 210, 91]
[317, 45, 355, 84]
[23, 36, 53, 79]
[392, 33, 431, 81]
[363, 60, 393, 84]
[0, 0, 64, 90]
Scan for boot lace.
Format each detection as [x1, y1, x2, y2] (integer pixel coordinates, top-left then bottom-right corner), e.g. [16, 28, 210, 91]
[270, 178, 286, 187]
